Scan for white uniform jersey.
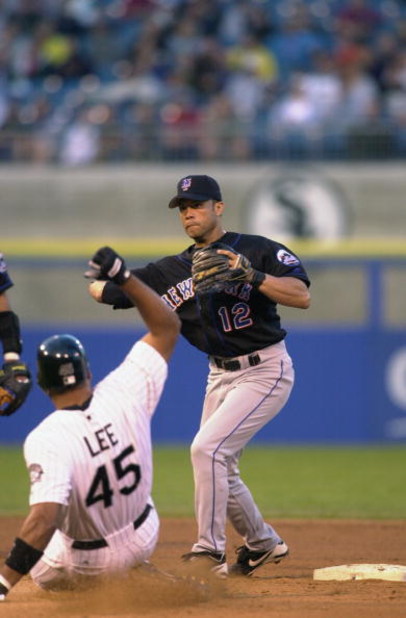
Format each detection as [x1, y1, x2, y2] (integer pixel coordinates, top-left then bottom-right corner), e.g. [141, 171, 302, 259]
[24, 340, 167, 541]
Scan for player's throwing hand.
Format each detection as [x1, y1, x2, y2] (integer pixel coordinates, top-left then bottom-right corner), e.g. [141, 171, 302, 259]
[85, 246, 131, 285]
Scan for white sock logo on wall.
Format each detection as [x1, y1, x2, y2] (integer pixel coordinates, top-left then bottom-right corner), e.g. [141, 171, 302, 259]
[385, 347, 406, 439]
[243, 166, 352, 240]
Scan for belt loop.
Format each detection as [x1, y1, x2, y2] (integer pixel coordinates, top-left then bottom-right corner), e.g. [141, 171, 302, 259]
[249, 353, 261, 367]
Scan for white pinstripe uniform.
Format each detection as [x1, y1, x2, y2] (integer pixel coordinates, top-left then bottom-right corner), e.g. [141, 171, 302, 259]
[26, 340, 167, 589]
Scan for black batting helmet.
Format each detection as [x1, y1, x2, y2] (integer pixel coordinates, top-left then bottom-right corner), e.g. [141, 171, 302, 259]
[37, 334, 89, 392]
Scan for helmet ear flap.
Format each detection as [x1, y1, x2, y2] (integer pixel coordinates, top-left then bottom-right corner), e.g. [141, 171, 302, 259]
[37, 334, 89, 393]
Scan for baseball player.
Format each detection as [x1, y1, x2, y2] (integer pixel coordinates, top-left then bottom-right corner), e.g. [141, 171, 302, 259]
[0, 252, 32, 418]
[0, 246, 180, 601]
[89, 176, 311, 577]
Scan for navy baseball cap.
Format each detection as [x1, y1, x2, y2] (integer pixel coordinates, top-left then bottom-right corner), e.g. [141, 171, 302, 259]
[168, 175, 222, 209]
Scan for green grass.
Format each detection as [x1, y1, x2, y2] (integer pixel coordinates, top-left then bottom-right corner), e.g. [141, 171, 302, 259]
[0, 446, 29, 514]
[1, 445, 405, 519]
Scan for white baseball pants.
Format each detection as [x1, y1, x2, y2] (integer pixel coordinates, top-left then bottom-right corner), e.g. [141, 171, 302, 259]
[190, 341, 294, 555]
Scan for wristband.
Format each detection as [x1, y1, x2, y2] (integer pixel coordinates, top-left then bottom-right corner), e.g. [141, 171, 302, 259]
[0, 311, 22, 355]
[250, 270, 266, 289]
[5, 537, 43, 575]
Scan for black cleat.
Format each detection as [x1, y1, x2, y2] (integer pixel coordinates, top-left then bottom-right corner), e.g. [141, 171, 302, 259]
[228, 541, 289, 576]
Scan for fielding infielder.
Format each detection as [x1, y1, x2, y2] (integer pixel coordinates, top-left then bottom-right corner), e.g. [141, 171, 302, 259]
[0, 252, 32, 417]
[0, 246, 180, 601]
[88, 175, 311, 577]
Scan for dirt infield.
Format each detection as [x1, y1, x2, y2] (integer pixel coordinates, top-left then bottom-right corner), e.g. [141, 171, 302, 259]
[1, 516, 405, 617]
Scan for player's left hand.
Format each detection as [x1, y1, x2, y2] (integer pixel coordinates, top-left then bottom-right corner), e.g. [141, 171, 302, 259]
[0, 360, 32, 417]
[192, 242, 265, 295]
[85, 246, 131, 285]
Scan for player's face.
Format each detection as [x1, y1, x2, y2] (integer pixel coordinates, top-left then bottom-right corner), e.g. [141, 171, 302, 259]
[178, 199, 224, 245]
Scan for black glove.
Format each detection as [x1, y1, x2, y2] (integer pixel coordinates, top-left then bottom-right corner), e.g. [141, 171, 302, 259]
[192, 242, 265, 295]
[85, 246, 131, 285]
[0, 360, 32, 417]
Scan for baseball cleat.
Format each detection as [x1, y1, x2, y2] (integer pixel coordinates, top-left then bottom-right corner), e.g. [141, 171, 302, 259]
[181, 550, 228, 578]
[228, 540, 289, 576]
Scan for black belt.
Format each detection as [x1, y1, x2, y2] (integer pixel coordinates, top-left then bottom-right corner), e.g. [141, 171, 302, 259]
[72, 503, 152, 550]
[213, 353, 261, 372]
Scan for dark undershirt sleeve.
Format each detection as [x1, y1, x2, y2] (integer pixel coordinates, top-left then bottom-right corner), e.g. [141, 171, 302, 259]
[101, 280, 135, 309]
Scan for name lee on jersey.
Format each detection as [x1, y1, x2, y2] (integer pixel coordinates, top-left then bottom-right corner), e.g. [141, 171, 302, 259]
[84, 422, 118, 457]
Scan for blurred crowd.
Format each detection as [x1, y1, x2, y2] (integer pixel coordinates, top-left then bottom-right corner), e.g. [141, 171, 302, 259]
[0, 0, 405, 164]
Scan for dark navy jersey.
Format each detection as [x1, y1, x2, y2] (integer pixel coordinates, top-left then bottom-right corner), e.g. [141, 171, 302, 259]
[102, 232, 310, 357]
[0, 253, 13, 294]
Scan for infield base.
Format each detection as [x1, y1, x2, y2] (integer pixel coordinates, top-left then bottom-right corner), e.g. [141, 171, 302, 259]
[313, 563, 406, 582]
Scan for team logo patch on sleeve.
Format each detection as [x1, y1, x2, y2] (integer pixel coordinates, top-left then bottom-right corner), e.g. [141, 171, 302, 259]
[29, 463, 44, 484]
[0, 254, 7, 273]
[276, 249, 300, 266]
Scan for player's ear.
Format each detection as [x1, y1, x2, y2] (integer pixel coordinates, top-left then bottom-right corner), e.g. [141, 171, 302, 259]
[214, 201, 224, 216]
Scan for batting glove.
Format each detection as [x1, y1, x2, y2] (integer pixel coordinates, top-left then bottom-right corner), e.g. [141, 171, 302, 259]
[85, 246, 131, 285]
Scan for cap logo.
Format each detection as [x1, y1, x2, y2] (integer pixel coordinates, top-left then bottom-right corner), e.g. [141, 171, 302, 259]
[181, 177, 192, 192]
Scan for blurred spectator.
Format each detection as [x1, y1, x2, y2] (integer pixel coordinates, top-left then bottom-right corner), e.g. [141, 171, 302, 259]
[331, 42, 386, 157]
[120, 100, 158, 160]
[333, 43, 380, 129]
[165, 16, 201, 63]
[224, 32, 278, 121]
[159, 100, 202, 160]
[268, 5, 327, 77]
[267, 73, 323, 158]
[218, 0, 248, 46]
[198, 92, 251, 160]
[299, 51, 342, 126]
[368, 31, 400, 94]
[34, 21, 93, 78]
[382, 49, 406, 153]
[0, 0, 404, 163]
[58, 104, 109, 166]
[334, 0, 382, 44]
[83, 17, 122, 81]
[225, 67, 267, 122]
[20, 94, 58, 163]
[226, 32, 278, 82]
[187, 36, 227, 102]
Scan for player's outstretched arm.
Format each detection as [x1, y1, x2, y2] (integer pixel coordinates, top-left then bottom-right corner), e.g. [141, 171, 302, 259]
[85, 246, 180, 361]
[0, 502, 63, 600]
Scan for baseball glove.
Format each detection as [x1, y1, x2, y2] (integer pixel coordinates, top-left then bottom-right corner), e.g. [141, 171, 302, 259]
[192, 242, 266, 294]
[0, 360, 32, 417]
[192, 243, 232, 294]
